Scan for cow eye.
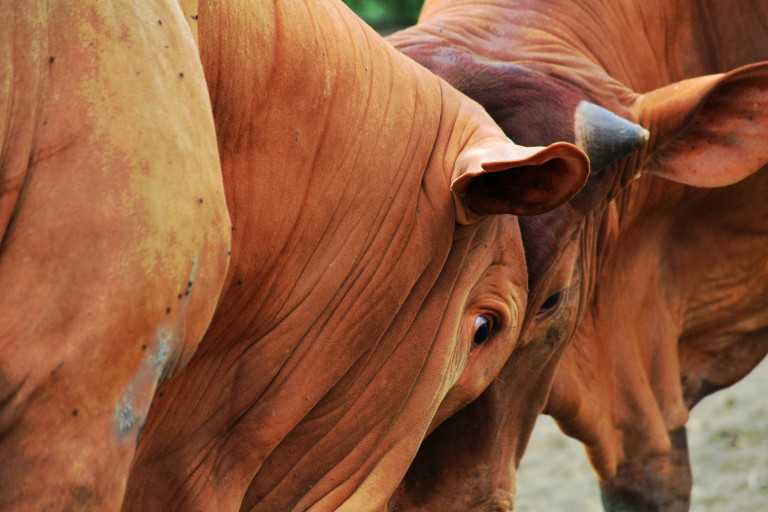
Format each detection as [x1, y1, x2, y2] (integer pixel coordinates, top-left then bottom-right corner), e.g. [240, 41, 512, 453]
[539, 291, 562, 313]
[472, 315, 495, 346]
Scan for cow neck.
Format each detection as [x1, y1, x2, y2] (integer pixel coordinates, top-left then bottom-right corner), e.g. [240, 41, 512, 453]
[419, 0, 768, 90]
[399, 0, 637, 113]
[194, 0, 465, 344]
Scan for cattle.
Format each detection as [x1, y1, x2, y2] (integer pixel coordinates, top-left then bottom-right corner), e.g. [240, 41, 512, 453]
[0, 1, 230, 510]
[386, 1, 768, 510]
[121, 1, 592, 510]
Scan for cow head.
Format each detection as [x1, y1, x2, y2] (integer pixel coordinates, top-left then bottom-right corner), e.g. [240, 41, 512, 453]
[387, 19, 647, 511]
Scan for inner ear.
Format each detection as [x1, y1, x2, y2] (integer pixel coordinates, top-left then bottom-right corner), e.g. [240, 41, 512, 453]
[463, 157, 584, 216]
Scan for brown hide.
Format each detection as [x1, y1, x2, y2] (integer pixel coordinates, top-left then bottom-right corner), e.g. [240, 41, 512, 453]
[388, 1, 768, 511]
[123, 1, 589, 511]
[0, 1, 230, 510]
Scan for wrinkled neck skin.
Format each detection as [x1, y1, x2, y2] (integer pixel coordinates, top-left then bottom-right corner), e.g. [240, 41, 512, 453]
[411, 0, 768, 96]
[124, 2, 526, 512]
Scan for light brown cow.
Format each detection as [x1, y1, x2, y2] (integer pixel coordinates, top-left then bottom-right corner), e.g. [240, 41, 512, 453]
[0, 1, 230, 510]
[387, 1, 768, 510]
[122, 1, 591, 511]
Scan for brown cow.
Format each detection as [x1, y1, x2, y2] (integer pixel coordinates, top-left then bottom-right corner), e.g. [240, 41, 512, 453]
[387, 1, 768, 510]
[122, 1, 592, 511]
[0, 1, 230, 510]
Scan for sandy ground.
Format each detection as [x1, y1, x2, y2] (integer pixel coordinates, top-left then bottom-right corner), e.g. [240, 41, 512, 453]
[516, 360, 768, 511]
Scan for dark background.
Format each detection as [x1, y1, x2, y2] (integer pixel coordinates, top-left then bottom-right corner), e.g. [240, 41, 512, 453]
[343, 0, 424, 32]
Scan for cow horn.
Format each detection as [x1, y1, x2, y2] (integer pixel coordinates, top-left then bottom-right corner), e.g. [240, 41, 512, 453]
[574, 101, 649, 173]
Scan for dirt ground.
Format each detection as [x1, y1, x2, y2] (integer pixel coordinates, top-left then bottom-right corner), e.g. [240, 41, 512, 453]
[516, 360, 768, 511]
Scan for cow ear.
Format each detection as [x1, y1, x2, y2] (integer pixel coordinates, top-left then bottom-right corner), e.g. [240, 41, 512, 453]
[451, 140, 590, 224]
[635, 61, 768, 187]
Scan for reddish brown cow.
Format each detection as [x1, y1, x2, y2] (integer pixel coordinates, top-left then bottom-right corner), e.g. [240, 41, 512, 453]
[122, 1, 593, 511]
[387, 1, 768, 510]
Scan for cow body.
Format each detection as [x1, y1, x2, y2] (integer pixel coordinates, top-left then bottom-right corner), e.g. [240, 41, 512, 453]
[123, 1, 589, 511]
[388, 1, 768, 510]
[0, 1, 230, 509]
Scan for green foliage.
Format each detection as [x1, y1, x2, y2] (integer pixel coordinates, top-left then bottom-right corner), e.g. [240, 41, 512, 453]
[343, 0, 424, 29]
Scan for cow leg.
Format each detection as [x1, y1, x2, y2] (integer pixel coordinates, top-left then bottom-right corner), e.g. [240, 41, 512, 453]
[599, 427, 692, 512]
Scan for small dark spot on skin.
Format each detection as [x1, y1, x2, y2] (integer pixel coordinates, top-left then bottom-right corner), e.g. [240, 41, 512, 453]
[71, 485, 95, 505]
[71, 409, 79, 417]
[197, 197, 204, 204]
[165, 306, 171, 315]
[158, 391, 165, 398]
[141, 344, 147, 351]
[236, 279, 244, 286]
[177, 293, 183, 300]
[191, 14, 199, 20]
[231, 226, 235, 232]
[545, 327, 560, 347]
[164, 45, 169, 49]
[227, 250, 232, 256]
[136, 71, 141, 76]
[157, 19, 163, 25]
[48, 56, 55, 64]
[179, 72, 185, 79]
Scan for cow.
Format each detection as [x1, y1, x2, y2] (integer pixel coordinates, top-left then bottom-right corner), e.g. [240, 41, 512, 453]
[0, 1, 230, 510]
[121, 1, 595, 510]
[386, 1, 768, 510]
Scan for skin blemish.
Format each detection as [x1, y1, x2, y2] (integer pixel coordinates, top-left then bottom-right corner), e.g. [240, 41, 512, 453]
[71, 409, 79, 417]
[48, 56, 55, 64]
[191, 14, 199, 20]
[545, 326, 561, 347]
[115, 396, 137, 437]
[152, 330, 173, 370]
[157, 19, 162, 25]
[165, 306, 171, 315]
[179, 72, 185, 79]
[141, 344, 147, 351]
[197, 197, 204, 204]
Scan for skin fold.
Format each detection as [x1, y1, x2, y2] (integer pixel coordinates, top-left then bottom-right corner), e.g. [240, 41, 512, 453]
[0, 1, 230, 510]
[386, 1, 768, 510]
[123, 1, 590, 511]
